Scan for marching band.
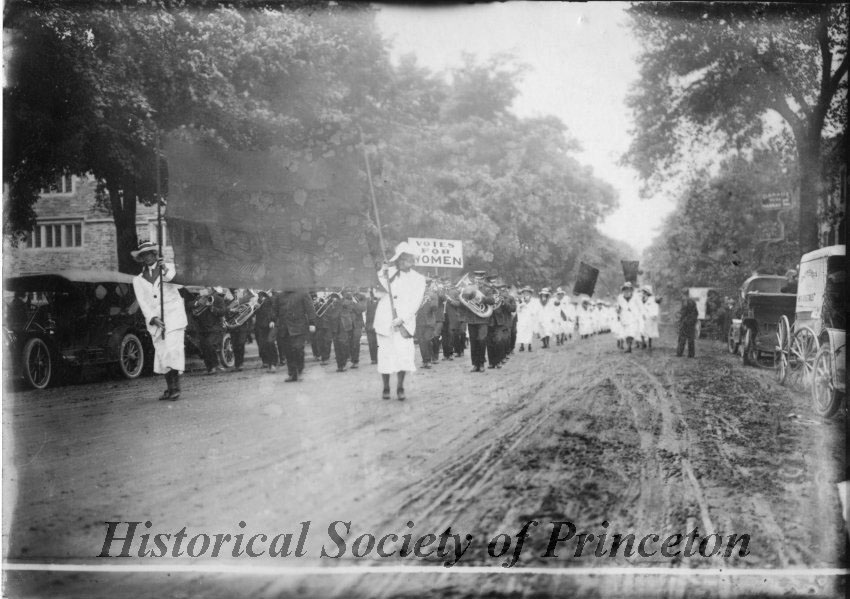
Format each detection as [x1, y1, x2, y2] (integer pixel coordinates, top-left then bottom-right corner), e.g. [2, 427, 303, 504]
[146, 234, 663, 402]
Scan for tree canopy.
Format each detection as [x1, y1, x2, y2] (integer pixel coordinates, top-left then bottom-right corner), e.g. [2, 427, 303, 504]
[4, 1, 632, 289]
[623, 2, 848, 254]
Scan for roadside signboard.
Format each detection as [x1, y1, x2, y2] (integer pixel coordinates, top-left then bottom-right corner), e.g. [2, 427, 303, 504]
[759, 191, 792, 210]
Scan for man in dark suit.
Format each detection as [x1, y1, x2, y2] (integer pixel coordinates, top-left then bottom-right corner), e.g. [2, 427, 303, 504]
[272, 288, 317, 382]
[253, 290, 279, 372]
[461, 271, 495, 372]
[364, 289, 380, 365]
[341, 287, 366, 370]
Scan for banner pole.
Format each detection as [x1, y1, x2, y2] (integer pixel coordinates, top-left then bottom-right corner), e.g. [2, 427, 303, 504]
[358, 127, 399, 324]
[155, 130, 165, 340]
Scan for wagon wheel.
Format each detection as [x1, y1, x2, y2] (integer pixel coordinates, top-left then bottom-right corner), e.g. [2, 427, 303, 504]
[775, 315, 791, 384]
[741, 328, 759, 366]
[812, 340, 842, 418]
[22, 337, 55, 390]
[727, 325, 738, 354]
[787, 326, 819, 390]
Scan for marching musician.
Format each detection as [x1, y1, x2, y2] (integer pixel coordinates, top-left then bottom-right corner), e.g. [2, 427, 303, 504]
[342, 286, 366, 370]
[375, 241, 426, 401]
[415, 278, 440, 369]
[460, 270, 495, 373]
[442, 282, 465, 359]
[487, 278, 515, 368]
[195, 286, 228, 374]
[314, 294, 333, 366]
[227, 288, 254, 372]
[131, 240, 188, 400]
[364, 288, 380, 365]
[272, 288, 317, 382]
[254, 290, 279, 372]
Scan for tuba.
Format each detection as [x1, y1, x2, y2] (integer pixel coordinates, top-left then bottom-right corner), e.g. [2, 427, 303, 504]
[224, 297, 260, 329]
[315, 292, 341, 318]
[457, 274, 495, 319]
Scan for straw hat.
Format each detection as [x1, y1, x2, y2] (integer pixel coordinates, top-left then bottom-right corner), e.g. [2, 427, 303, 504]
[131, 240, 158, 262]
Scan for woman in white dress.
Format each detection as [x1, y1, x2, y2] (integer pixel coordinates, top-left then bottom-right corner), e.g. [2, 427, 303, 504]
[640, 285, 660, 350]
[617, 282, 643, 353]
[374, 241, 426, 401]
[515, 286, 540, 352]
[536, 288, 557, 349]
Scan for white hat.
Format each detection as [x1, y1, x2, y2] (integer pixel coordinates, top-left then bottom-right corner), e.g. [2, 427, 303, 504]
[640, 285, 653, 295]
[539, 287, 551, 296]
[131, 240, 158, 262]
[389, 241, 417, 263]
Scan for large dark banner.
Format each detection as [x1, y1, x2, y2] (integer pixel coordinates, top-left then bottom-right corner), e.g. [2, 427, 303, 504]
[163, 138, 379, 289]
[573, 261, 599, 297]
[621, 260, 640, 284]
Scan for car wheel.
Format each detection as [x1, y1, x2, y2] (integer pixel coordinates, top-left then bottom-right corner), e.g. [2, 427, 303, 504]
[218, 332, 235, 368]
[812, 341, 842, 418]
[22, 337, 54, 390]
[117, 333, 145, 379]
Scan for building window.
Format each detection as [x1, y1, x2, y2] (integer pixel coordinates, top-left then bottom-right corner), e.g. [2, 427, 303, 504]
[40, 174, 75, 196]
[25, 221, 83, 249]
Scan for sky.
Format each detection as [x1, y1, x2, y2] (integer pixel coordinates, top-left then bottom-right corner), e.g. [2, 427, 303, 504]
[374, 1, 677, 253]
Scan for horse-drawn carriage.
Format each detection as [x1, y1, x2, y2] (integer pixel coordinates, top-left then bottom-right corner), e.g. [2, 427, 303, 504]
[775, 245, 846, 417]
[728, 275, 796, 366]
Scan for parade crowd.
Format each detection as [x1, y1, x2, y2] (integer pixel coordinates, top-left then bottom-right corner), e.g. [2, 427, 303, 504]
[130, 240, 695, 402]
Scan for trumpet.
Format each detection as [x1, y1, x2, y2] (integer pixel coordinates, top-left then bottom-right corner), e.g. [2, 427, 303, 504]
[192, 294, 214, 317]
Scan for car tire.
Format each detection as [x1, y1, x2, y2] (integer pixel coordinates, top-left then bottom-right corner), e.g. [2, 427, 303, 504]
[116, 333, 145, 379]
[218, 332, 235, 368]
[22, 337, 54, 390]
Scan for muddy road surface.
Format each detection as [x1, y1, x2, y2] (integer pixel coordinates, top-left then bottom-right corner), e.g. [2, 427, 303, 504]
[3, 328, 847, 598]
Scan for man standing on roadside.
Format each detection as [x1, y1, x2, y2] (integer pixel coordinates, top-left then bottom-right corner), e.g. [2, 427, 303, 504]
[676, 289, 699, 358]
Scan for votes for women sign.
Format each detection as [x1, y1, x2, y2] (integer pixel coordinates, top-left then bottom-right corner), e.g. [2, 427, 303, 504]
[407, 238, 464, 268]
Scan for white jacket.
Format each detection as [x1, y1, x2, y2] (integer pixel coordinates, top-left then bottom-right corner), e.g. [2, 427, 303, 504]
[374, 267, 426, 337]
[617, 293, 643, 339]
[133, 262, 188, 336]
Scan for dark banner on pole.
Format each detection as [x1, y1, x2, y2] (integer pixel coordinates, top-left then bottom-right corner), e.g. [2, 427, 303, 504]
[621, 260, 640, 284]
[573, 262, 599, 297]
[163, 138, 379, 289]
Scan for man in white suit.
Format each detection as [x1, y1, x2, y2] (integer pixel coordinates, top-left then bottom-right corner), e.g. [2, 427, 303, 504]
[374, 241, 426, 401]
[131, 240, 188, 400]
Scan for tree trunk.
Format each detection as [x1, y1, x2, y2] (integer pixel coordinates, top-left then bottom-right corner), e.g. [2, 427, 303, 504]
[108, 180, 140, 275]
[796, 136, 822, 255]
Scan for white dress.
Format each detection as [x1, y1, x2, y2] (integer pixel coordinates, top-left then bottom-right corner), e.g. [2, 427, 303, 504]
[374, 267, 426, 374]
[617, 294, 643, 340]
[536, 299, 558, 338]
[515, 298, 540, 345]
[641, 299, 660, 339]
[133, 262, 188, 374]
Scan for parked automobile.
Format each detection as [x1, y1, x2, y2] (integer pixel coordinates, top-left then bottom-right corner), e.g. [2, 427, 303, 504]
[3, 270, 152, 389]
[727, 274, 796, 366]
[776, 245, 846, 417]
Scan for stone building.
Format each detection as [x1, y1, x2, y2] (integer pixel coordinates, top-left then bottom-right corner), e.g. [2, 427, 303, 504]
[3, 174, 172, 277]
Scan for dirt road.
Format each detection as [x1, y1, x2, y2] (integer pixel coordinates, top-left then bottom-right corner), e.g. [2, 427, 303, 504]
[3, 328, 847, 598]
